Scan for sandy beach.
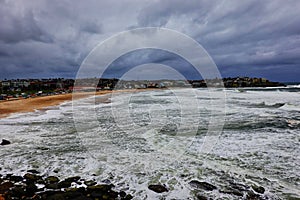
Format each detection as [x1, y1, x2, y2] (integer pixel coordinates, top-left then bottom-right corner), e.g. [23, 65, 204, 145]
[0, 91, 114, 118]
[0, 88, 162, 119]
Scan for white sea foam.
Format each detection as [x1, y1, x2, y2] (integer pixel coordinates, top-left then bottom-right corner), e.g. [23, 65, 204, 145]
[0, 88, 299, 199]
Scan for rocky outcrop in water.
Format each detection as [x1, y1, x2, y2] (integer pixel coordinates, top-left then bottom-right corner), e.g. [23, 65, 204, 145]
[0, 173, 133, 200]
[0, 139, 10, 146]
[189, 180, 217, 191]
[148, 184, 168, 193]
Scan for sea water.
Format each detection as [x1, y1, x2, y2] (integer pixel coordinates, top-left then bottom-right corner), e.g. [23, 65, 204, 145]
[0, 87, 299, 199]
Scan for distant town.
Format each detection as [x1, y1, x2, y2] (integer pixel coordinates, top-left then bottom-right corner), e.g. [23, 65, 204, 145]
[0, 77, 285, 100]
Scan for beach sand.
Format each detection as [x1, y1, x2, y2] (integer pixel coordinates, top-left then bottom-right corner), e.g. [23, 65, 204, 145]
[0, 88, 162, 118]
[0, 91, 113, 118]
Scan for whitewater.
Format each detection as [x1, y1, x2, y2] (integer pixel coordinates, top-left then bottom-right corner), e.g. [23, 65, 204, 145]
[0, 87, 299, 199]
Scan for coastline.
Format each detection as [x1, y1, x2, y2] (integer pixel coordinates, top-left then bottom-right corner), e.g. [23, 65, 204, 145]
[0, 91, 114, 119]
[0, 88, 162, 119]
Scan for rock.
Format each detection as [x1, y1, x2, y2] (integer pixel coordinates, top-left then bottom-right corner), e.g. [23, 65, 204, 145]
[45, 176, 60, 184]
[0, 139, 10, 145]
[24, 173, 42, 182]
[27, 169, 40, 174]
[189, 180, 217, 191]
[220, 188, 244, 197]
[0, 181, 14, 193]
[123, 194, 133, 200]
[42, 192, 66, 200]
[65, 187, 85, 193]
[64, 176, 81, 183]
[9, 175, 23, 182]
[63, 190, 86, 199]
[10, 186, 26, 198]
[56, 176, 80, 188]
[25, 183, 38, 197]
[0, 173, 134, 199]
[45, 183, 59, 189]
[252, 185, 265, 194]
[148, 184, 168, 193]
[57, 180, 72, 188]
[84, 180, 97, 186]
[228, 180, 249, 191]
[87, 184, 113, 193]
[246, 190, 262, 199]
[195, 194, 209, 200]
[119, 191, 126, 197]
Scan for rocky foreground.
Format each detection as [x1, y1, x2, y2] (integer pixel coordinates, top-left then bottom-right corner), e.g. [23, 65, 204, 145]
[0, 171, 133, 200]
[0, 170, 273, 200]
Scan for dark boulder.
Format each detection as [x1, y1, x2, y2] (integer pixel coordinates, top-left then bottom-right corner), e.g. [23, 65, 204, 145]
[0, 181, 14, 193]
[45, 183, 59, 189]
[24, 173, 42, 183]
[246, 190, 262, 199]
[9, 186, 26, 198]
[57, 180, 72, 188]
[148, 184, 168, 193]
[252, 185, 265, 194]
[0, 139, 10, 145]
[27, 169, 40, 174]
[64, 176, 81, 183]
[45, 176, 60, 184]
[189, 180, 217, 191]
[84, 180, 97, 186]
[9, 175, 23, 182]
[123, 194, 133, 200]
[25, 183, 38, 197]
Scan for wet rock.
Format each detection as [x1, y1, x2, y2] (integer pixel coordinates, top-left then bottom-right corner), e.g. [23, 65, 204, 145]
[252, 185, 265, 194]
[64, 189, 86, 199]
[246, 190, 263, 200]
[0, 173, 134, 199]
[123, 194, 133, 200]
[41, 191, 66, 200]
[27, 169, 40, 174]
[10, 186, 26, 198]
[24, 173, 42, 183]
[57, 180, 72, 188]
[90, 191, 115, 199]
[189, 180, 217, 191]
[87, 184, 113, 193]
[64, 176, 81, 183]
[9, 175, 23, 182]
[228, 180, 249, 192]
[45, 183, 59, 189]
[0, 139, 10, 145]
[65, 187, 85, 193]
[84, 180, 97, 186]
[45, 176, 60, 184]
[25, 183, 38, 197]
[195, 194, 209, 200]
[119, 191, 126, 197]
[0, 181, 14, 193]
[220, 188, 244, 197]
[148, 184, 168, 193]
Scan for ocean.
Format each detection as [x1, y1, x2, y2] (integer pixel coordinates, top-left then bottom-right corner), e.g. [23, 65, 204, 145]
[0, 86, 299, 199]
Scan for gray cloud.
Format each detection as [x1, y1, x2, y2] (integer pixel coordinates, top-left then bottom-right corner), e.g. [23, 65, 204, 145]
[0, 2, 53, 44]
[0, 0, 299, 81]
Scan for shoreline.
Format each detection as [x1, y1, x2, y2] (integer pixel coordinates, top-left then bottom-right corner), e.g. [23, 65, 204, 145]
[0, 88, 163, 119]
[0, 91, 107, 119]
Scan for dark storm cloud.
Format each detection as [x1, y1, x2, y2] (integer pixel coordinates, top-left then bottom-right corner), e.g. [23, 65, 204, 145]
[0, 2, 52, 44]
[103, 49, 201, 79]
[0, 0, 299, 81]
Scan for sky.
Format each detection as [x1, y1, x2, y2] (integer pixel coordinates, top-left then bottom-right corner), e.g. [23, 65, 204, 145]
[0, 0, 300, 82]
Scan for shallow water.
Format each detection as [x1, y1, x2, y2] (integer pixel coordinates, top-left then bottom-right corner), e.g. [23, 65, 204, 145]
[0, 87, 299, 199]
